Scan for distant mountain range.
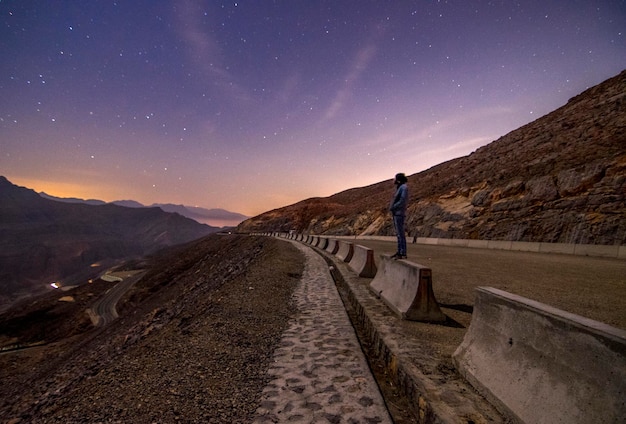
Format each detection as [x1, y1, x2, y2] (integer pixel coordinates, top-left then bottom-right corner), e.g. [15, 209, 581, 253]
[0, 177, 218, 310]
[239, 70, 626, 245]
[38, 193, 249, 228]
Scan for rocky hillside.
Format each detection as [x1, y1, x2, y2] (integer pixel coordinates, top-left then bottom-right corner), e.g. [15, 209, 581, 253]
[238, 70, 626, 245]
[0, 177, 216, 308]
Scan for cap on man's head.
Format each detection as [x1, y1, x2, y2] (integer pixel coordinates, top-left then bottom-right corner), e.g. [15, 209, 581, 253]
[394, 173, 407, 183]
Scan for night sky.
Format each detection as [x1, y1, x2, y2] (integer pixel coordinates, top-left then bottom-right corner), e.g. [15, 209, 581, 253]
[1, 1, 624, 216]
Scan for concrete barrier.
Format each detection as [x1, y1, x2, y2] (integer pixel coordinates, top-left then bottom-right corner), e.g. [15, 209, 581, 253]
[347, 244, 377, 278]
[447, 238, 470, 247]
[302, 235, 625, 258]
[325, 239, 339, 255]
[335, 241, 354, 263]
[453, 287, 626, 424]
[467, 239, 490, 249]
[369, 255, 446, 322]
[487, 240, 513, 250]
[510, 241, 540, 252]
[539, 242, 575, 255]
[317, 237, 328, 250]
[415, 237, 439, 245]
[573, 243, 620, 258]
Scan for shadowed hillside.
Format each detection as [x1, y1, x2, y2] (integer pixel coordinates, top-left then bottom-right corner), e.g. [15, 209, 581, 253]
[39, 193, 249, 228]
[0, 235, 305, 422]
[0, 177, 216, 308]
[238, 70, 626, 245]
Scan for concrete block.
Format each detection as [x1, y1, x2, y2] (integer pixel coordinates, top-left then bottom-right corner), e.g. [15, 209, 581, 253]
[360, 235, 396, 242]
[436, 238, 453, 246]
[510, 241, 540, 252]
[317, 237, 328, 249]
[538, 242, 576, 255]
[369, 255, 446, 322]
[448, 238, 469, 247]
[325, 239, 338, 254]
[453, 287, 626, 424]
[415, 237, 439, 245]
[467, 239, 490, 249]
[487, 240, 513, 250]
[335, 240, 354, 263]
[348, 244, 377, 278]
[574, 244, 620, 258]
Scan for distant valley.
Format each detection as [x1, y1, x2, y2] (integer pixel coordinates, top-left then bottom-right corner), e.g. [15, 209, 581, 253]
[0, 177, 220, 310]
[38, 192, 249, 228]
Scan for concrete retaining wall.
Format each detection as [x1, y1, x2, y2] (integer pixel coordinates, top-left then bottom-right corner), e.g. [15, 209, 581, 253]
[347, 244, 377, 278]
[432, 238, 625, 258]
[369, 255, 446, 322]
[335, 241, 354, 263]
[317, 237, 329, 250]
[453, 287, 626, 424]
[330, 235, 624, 259]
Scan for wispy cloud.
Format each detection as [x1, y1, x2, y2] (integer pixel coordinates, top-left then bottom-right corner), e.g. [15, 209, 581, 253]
[277, 74, 301, 104]
[176, 1, 251, 104]
[369, 105, 515, 152]
[322, 44, 378, 121]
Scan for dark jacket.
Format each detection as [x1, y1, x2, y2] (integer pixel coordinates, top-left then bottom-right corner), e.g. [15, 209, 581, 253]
[390, 183, 408, 216]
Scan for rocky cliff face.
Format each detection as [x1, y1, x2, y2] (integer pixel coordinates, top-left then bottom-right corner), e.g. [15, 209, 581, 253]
[238, 70, 626, 245]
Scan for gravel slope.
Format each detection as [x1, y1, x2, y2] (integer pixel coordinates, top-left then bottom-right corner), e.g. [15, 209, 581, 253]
[0, 235, 305, 423]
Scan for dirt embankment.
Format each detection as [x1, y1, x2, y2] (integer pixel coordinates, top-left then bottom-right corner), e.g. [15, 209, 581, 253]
[0, 235, 305, 423]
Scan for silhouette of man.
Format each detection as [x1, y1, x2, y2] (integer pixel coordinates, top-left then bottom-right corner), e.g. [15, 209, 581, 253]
[389, 173, 409, 259]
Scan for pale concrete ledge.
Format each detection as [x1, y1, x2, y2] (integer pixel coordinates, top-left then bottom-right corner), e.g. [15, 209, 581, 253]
[327, 235, 625, 259]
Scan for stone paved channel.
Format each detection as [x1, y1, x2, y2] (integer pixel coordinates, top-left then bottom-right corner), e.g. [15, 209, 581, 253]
[253, 241, 392, 423]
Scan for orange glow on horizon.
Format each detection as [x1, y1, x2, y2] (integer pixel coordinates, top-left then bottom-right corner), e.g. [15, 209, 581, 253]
[8, 176, 111, 201]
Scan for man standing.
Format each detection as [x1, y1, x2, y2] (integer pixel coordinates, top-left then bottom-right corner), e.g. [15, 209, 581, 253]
[390, 173, 409, 259]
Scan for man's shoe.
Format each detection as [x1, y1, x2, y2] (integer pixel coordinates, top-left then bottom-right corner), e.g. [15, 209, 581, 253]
[391, 252, 400, 259]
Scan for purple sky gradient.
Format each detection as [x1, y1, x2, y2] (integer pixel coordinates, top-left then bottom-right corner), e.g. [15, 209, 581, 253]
[1, 1, 624, 216]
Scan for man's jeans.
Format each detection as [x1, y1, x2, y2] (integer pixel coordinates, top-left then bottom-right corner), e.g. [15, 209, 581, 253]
[393, 214, 407, 255]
